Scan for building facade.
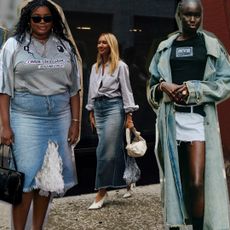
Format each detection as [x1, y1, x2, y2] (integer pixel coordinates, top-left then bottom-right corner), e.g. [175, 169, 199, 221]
[1, 0, 230, 194]
[53, 0, 230, 194]
[52, 0, 179, 193]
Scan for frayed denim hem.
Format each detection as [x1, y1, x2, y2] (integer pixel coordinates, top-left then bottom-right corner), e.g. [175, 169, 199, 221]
[95, 184, 127, 191]
[22, 182, 77, 197]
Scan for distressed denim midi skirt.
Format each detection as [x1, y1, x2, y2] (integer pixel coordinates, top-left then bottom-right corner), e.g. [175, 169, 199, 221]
[10, 91, 77, 194]
[94, 96, 126, 190]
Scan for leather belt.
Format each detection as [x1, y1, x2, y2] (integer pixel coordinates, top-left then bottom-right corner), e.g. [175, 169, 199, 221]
[174, 104, 206, 117]
[95, 96, 121, 101]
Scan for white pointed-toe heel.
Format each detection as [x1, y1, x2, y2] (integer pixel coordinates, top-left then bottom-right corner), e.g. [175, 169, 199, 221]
[88, 193, 108, 210]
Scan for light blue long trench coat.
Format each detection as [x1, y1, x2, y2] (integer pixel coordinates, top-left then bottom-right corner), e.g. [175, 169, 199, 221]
[147, 31, 230, 229]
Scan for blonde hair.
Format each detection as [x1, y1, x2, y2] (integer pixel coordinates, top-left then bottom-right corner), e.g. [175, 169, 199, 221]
[95, 33, 120, 75]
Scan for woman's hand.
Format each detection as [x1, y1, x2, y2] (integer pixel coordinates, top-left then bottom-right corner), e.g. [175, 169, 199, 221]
[68, 121, 80, 145]
[174, 84, 189, 103]
[89, 111, 96, 133]
[0, 94, 12, 145]
[69, 93, 80, 145]
[125, 113, 134, 128]
[1, 126, 14, 145]
[159, 82, 188, 103]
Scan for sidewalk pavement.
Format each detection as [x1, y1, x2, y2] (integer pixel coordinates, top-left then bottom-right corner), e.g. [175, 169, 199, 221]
[1, 184, 164, 230]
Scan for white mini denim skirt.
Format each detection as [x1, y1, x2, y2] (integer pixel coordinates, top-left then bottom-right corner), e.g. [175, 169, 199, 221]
[175, 112, 205, 141]
[10, 91, 77, 194]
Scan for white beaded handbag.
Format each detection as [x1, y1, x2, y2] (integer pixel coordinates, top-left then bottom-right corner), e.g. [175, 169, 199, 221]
[125, 127, 147, 158]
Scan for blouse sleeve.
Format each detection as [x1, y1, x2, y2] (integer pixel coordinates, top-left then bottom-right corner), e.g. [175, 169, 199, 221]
[118, 61, 139, 113]
[85, 65, 95, 111]
[0, 37, 18, 97]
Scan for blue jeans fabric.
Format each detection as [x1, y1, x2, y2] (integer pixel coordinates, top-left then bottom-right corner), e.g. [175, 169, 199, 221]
[94, 97, 126, 189]
[10, 91, 77, 193]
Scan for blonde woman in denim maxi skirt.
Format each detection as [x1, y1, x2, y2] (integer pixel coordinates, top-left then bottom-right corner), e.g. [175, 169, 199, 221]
[86, 33, 139, 209]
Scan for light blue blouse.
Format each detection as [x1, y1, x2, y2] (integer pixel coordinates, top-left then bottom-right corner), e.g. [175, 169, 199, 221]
[86, 60, 138, 113]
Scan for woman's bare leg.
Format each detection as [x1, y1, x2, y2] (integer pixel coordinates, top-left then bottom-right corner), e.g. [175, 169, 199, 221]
[32, 190, 51, 230]
[187, 141, 205, 229]
[12, 192, 33, 230]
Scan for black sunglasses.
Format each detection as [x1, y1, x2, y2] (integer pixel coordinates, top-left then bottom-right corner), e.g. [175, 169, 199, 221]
[31, 15, 53, 23]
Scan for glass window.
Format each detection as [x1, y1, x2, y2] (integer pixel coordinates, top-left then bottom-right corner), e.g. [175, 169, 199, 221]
[61, 1, 178, 144]
[54, 0, 179, 191]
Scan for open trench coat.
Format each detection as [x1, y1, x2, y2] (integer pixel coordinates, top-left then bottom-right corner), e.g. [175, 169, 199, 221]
[147, 31, 230, 229]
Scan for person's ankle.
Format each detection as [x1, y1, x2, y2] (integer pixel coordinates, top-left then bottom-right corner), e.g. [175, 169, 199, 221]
[127, 183, 135, 191]
[96, 190, 107, 202]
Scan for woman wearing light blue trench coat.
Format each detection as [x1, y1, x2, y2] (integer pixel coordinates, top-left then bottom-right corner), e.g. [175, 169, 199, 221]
[147, 2, 230, 229]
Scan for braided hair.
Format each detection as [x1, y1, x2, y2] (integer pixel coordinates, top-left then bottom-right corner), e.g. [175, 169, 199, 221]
[14, 0, 76, 53]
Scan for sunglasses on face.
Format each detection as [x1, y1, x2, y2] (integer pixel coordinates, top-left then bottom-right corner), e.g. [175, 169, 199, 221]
[31, 15, 53, 23]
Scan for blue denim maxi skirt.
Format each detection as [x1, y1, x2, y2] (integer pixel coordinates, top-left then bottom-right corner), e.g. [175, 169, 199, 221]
[94, 96, 126, 190]
[10, 91, 77, 193]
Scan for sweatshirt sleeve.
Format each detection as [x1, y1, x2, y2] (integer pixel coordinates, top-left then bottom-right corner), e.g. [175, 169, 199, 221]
[0, 37, 18, 97]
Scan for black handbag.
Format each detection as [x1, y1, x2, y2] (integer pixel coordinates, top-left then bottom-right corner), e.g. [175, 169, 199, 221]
[0, 144, 25, 205]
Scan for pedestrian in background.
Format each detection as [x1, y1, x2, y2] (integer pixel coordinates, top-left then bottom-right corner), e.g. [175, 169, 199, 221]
[86, 32, 138, 209]
[147, 0, 230, 229]
[0, 0, 81, 229]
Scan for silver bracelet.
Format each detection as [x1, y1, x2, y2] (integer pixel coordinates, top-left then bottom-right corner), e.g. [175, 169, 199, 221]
[72, 118, 79, 122]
